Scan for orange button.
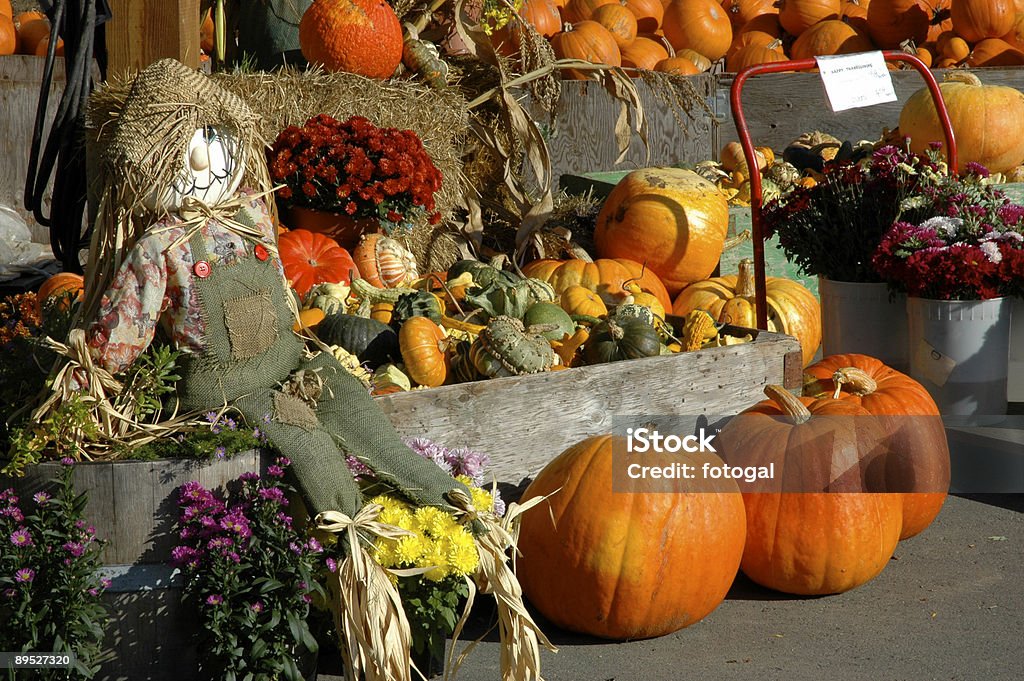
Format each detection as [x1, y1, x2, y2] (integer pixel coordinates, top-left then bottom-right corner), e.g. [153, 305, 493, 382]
[254, 244, 269, 261]
[193, 260, 211, 278]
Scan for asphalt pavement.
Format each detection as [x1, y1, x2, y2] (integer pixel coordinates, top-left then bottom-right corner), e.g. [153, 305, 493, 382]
[317, 493, 1024, 681]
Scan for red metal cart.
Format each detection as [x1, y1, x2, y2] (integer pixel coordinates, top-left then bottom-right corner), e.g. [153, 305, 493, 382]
[729, 51, 959, 329]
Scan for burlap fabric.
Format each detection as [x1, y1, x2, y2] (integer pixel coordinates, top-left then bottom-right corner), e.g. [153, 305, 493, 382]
[179, 206, 466, 517]
[100, 58, 264, 210]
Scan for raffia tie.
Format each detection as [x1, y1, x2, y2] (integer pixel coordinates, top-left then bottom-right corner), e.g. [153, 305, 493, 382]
[149, 192, 277, 253]
[446, 487, 557, 681]
[315, 506, 416, 681]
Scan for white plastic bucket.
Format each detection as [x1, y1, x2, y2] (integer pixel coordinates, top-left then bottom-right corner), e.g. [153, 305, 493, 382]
[819, 278, 908, 371]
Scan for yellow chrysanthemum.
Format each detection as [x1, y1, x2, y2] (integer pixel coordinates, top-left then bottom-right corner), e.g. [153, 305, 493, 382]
[372, 539, 400, 569]
[417, 539, 451, 582]
[412, 505, 449, 537]
[447, 531, 480, 576]
[394, 533, 427, 565]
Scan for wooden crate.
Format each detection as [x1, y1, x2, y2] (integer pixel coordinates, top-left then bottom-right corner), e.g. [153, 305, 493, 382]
[375, 327, 803, 485]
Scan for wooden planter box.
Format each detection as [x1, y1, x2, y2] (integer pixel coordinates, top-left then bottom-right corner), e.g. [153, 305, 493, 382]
[375, 327, 803, 485]
[2, 453, 267, 681]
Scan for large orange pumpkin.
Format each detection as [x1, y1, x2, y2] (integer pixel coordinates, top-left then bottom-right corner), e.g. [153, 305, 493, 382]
[789, 19, 874, 59]
[298, 0, 403, 79]
[672, 258, 821, 366]
[725, 37, 788, 71]
[722, 0, 779, 28]
[0, 16, 14, 55]
[661, 0, 733, 61]
[517, 435, 747, 639]
[865, 0, 949, 49]
[14, 11, 48, 54]
[968, 37, 1024, 66]
[951, 0, 1016, 43]
[591, 3, 639, 47]
[840, 0, 870, 35]
[803, 354, 950, 540]
[594, 167, 729, 296]
[898, 71, 1024, 174]
[715, 385, 904, 595]
[653, 54, 701, 74]
[776, 0, 841, 36]
[521, 0, 564, 37]
[551, 20, 622, 79]
[522, 257, 650, 306]
[619, 35, 669, 69]
[279, 229, 357, 298]
[623, 0, 665, 32]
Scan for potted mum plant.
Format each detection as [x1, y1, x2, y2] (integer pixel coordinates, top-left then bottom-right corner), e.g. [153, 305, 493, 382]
[762, 143, 942, 371]
[872, 162, 1024, 418]
[267, 114, 444, 249]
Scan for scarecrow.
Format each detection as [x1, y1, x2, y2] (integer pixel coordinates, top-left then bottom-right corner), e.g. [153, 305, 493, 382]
[78, 58, 468, 520]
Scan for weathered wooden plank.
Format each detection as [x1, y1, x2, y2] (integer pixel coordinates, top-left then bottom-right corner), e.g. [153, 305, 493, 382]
[535, 75, 717, 188]
[105, 0, 201, 79]
[0, 55, 70, 243]
[713, 67, 1024, 153]
[376, 331, 801, 484]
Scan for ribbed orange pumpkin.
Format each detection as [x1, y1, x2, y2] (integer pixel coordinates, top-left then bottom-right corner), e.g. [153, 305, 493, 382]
[522, 257, 638, 305]
[899, 71, 1024, 173]
[398, 317, 449, 387]
[722, 0, 779, 27]
[612, 257, 673, 310]
[968, 37, 1024, 66]
[840, 0, 870, 34]
[725, 37, 788, 71]
[653, 55, 700, 74]
[36, 272, 84, 315]
[594, 167, 729, 296]
[592, 3, 639, 47]
[620, 35, 669, 69]
[563, 0, 617, 22]
[864, 0, 950, 49]
[777, 0, 841, 36]
[521, 0, 564, 36]
[674, 47, 713, 71]
[803, 354, 950, 540]
[672, 258, 822, 366]
[790, 19, 874, 59]
[279, 229, 357, 298]
[624, 0, 665, 32]
[298, 0, 403, 79]
[551, 20, 622, 78]
[951, 0, 1016, 43]
[517, 435, 747, 639]
[661, 0, 733, 60]
[715, 385, 903, 595]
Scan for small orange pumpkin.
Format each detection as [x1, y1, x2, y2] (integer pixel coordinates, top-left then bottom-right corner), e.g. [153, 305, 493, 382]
[398, 316, 449, 387]
[279, 229, 358, 299]
[298, 0, 404, 79]
[36, 272, 84, 315]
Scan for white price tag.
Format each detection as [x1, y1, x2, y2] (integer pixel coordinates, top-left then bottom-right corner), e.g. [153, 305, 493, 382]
[912, 338, 957, 387]
[814, 51, 897, 112]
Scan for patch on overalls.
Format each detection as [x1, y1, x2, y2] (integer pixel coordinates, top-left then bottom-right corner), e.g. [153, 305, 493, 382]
[272, 390, 319, 431]
[223, 289, 277, 359]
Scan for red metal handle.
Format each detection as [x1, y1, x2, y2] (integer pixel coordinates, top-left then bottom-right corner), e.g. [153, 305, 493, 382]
[729, 51, 958, 331]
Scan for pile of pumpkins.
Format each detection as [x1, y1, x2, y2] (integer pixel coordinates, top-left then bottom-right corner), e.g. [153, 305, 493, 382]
[282, 164, 823, 396]
[283, 227, 750, 396]
[515, 352, 951, 639]
[0, 4, 62, 56]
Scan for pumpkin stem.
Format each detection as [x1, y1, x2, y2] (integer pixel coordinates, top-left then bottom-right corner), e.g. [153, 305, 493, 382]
[606, 319, 625, 341]
[735, 258, 757, 298]
[764, 384, 812, 424]
[831, 367, 878, 399]
[944, 70, 981, 87]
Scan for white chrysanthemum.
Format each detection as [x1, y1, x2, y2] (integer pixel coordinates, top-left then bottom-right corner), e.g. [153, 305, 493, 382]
[920, 216, 963, 238]
[980, 241, 1003, 264]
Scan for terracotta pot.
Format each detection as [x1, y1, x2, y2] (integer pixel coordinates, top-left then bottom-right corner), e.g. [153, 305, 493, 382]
[282, 204, 380, 250]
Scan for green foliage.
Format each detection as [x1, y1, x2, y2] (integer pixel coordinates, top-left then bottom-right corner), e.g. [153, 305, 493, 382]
[0, 464, 110, 679]
[400, 574, 469, 668]
[116, 344, 181, 422]
[3, 395, 100, 477]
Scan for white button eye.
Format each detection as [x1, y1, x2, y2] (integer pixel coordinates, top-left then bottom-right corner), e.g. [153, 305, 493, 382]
[190, 143, 211, 172]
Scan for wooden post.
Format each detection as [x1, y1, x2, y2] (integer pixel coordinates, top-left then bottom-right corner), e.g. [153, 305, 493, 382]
[105, 0, 201, 78]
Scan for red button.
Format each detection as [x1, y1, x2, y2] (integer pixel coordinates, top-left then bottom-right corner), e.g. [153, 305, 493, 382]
[254, 244, 269, 261]
[193, 260, 211, 278]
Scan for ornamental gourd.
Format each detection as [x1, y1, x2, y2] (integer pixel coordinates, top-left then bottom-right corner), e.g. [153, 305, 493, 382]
[803, 354, 950, 540]
[277, 229, 357, 299]
[517, 435, 747, 639]
[316, 313, 400, 369]
[298, 0, 404, 79]
[899, 71, 1024, 174]
[594, 167, 729, 297]
[398, 316, 450, 387]
[672, 258, 821, 366]
[352, 233, 419, 289]
[582, 317, 662, 363]
[661, 0, 733, 61]
[715, 385, 903, 595]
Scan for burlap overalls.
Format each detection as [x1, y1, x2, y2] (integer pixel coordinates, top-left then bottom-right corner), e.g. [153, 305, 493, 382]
[173, 204, 464, 517]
